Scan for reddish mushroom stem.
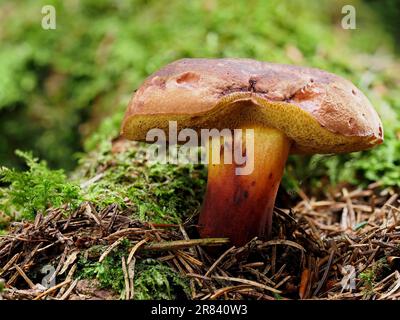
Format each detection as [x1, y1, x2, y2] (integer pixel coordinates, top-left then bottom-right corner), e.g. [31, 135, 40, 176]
[198, 126, 291, 246]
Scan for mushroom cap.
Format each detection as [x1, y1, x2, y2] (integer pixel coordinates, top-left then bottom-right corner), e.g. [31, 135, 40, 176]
[121, 58, 383, 154]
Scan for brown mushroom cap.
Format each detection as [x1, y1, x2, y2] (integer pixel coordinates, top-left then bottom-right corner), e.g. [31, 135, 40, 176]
[121, 58, 383, 154]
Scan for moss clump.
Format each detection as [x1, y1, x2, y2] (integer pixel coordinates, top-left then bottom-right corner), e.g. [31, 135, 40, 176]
[0, 150, 82, 220]
[78, 242, 189, 300]
[133, 259, 189, 300]
[359, 258, 391, 295]
[78, 245, 128, 296]
[75, 141, 206, 224]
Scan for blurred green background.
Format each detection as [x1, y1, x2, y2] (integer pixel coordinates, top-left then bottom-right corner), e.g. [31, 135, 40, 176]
[0, 0, 399, 186]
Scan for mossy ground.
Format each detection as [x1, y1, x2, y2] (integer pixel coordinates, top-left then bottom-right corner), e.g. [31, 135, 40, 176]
[0, 142, 206, 299]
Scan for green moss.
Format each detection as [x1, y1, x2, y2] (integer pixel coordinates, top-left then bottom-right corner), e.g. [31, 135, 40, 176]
[76, 141, 206, 224]
[359, 258, 391, 294]
[0, 279, 5, 293]
[0, 213, 11, 233]
[0, 150, 82, 220]
[78, 251, 126, 296]
[0, 141, 205, 234]
[78, 243, 189, 300]
[134, 259, 189, 300]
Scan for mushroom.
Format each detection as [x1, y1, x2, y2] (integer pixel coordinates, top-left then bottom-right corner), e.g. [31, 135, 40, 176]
[121, 58, 383, 246]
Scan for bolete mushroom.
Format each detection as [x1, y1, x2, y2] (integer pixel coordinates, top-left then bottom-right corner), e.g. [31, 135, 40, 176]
[121, 58, 383, 246]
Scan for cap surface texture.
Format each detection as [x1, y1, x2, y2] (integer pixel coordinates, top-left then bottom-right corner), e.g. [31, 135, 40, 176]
[121, 58, 383, 154]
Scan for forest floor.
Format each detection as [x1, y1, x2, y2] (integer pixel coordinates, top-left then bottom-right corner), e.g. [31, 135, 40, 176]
[1, 182, 399, 300]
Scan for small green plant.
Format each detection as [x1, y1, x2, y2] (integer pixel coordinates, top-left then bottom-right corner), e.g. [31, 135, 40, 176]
[359, 258, 391, 294]
[0, 278, 5, 293]
[134, 259, 189, 300]
[79, 243, 189, 300]
[79, 254, 126, 295]
[0, 150, 82, 219]
[273, 292, 283, 300]
[359, 269, 375, 292]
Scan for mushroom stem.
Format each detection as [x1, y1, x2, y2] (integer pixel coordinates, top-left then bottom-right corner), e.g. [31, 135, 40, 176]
[198, 126, 290, 246]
